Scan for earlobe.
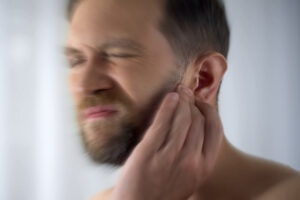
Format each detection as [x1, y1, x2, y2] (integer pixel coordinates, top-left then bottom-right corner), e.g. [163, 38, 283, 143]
[192, 53, 227, 104]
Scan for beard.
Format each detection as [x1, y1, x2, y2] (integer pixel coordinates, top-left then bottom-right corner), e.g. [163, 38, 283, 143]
[76, 71, 182, 166]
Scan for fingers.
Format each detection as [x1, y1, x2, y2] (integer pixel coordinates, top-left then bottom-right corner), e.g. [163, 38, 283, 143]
[195, 98, 223, 165]
[163, 86, 194, 153]
[142, 83, 223, 171]
[181, 104, 205, 156]
[142, 92, 179, 151]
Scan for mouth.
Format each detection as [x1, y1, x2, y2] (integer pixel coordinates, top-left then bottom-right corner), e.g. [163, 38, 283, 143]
[83, 105, 119, 119]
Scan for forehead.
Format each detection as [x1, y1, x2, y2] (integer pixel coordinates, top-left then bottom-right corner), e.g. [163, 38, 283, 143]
[67, 0, 164, 46]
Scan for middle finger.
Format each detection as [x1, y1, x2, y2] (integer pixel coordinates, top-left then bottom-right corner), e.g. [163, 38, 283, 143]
[163, 85, 194, 153]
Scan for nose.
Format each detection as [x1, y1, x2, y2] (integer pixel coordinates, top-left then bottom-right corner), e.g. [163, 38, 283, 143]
[71, 61, 114, 97]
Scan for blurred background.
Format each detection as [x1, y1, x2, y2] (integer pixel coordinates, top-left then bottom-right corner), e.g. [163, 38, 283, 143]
[0, 0, 299, 199]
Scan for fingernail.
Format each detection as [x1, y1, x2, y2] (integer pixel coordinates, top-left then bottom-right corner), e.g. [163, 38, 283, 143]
[180, 85, 193, 97]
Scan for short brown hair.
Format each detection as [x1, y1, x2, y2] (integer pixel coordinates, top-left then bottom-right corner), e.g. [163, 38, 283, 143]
[67, 0, 230, 100]
[159, 0, 230, 64]
[67, 0, 229, 61]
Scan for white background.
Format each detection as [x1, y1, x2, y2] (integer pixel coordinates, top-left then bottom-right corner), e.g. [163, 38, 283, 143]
[0, 0, 299, 199]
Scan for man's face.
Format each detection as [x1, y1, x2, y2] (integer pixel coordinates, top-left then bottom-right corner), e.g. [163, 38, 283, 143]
[66, 0, 183, 165]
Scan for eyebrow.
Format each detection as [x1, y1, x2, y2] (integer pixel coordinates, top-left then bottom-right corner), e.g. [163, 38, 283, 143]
[64, 46, 81, 56]
[63, 38, 145, 56]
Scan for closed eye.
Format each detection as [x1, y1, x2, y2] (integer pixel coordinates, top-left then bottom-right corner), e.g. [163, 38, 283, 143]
[68, 57, 86, 68]
[67, 53, 139, 68]
[107, 53, 139, 58]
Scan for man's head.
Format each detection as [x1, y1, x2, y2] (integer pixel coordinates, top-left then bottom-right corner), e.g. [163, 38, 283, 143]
[65, 0, 229, 166]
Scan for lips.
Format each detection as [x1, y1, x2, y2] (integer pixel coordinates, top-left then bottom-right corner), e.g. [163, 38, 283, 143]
[83, 105, 118, 119]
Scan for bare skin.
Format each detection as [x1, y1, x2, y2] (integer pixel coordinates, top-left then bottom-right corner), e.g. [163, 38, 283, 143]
[91, 166, 299, 200]
[65, 0, 300, 199]
[89, 89, 299, 200]
[90, 140, 299, 200]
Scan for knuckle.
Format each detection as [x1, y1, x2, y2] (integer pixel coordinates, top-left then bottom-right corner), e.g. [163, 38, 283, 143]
[181, 154, 199, 171]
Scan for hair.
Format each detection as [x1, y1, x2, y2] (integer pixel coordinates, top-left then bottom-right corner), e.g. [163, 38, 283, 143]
[66, 0, 230, 102]
[160, 0, 229, 62]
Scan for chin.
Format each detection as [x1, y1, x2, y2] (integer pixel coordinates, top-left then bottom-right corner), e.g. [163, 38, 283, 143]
[80, 118, 142, 166]
[76, 85, 173, 165]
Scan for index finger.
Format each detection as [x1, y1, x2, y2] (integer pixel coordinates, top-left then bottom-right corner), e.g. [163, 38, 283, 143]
[141, 92, 180, 151]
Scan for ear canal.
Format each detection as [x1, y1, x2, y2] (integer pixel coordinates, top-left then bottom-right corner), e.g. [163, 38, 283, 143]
[196, 71, 213, 91]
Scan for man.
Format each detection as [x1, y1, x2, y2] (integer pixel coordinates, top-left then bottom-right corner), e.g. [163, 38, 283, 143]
[64, 0, 300, 199]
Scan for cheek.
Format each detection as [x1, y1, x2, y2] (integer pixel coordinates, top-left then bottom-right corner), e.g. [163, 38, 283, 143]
[68, 74, 75, 95]
[112, 62, 175, 109]
[68, 72, 82, 103]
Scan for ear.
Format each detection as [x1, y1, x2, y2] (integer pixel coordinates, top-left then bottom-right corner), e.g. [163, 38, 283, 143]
[184, 53, 227, 104]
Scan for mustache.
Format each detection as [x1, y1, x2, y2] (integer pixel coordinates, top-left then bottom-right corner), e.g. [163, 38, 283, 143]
[78, 90, 132, 110]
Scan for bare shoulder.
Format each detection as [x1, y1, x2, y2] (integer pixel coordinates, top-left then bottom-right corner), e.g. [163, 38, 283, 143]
[255, 174, 300, 200]
[243, 154, 300, 199]
[89, 187, 114, 200]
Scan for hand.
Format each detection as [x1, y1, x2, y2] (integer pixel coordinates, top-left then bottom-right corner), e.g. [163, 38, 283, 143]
[113, 85, 224, 200]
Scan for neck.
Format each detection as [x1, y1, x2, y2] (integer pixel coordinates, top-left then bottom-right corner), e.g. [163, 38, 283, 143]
[189, 137, 246, 199]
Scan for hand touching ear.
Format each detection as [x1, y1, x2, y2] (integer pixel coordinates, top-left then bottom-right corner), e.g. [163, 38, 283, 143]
[113, 85, 224, 200]
[183, 53, 227, 104]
